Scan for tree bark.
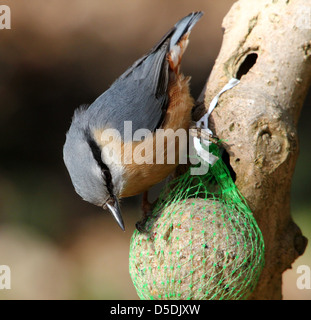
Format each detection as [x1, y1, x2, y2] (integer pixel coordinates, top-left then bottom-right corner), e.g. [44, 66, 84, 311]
[193, 0, 310, 299]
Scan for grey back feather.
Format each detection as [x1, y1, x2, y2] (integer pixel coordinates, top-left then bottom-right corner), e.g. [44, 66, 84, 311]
[87, 42, 169, 141]
[84, 11, 203, 141]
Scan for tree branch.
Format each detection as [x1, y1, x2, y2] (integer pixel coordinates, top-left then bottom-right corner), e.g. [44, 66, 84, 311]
[194, 0, 310, 299]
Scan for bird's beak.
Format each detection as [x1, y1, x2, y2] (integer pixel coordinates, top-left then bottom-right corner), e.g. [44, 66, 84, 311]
[105, 196, 125, 231]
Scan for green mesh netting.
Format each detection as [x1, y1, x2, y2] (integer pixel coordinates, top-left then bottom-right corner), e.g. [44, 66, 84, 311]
[129, 144, 265, 300]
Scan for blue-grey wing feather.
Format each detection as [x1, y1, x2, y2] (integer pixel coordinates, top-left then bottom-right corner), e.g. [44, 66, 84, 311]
[87, 43, 169, 141]
[85, 11, 203, 141]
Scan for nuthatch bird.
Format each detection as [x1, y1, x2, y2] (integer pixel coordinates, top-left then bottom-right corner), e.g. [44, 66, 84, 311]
[63, 12, 203, 231]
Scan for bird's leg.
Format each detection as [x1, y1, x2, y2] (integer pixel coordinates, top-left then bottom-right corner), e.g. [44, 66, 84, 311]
[142, 191, 152, 218]
[135, 191, 155, 233]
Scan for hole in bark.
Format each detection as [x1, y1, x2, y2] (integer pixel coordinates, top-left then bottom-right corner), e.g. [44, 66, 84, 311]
[259, 128, 272, 137]
[222, 149, 236, 182]
[236, 53, 258, 80]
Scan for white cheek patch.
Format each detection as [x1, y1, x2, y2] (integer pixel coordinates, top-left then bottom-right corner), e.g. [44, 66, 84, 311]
[101, 148, 125, 197]
[96, 129, 125, 197]
[110, 163, 125, 197]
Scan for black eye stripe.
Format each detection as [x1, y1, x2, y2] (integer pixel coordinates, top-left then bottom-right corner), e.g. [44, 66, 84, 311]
[84, 129, 114, 198]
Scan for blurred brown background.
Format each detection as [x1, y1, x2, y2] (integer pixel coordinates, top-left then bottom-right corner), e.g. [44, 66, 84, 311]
[0, 0, 310, 300]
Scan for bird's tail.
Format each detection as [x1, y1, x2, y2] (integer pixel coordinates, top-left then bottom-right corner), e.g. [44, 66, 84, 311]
[168, 11, 203, 73]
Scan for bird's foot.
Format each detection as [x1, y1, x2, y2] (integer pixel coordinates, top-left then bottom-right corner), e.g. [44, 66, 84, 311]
[135, 191, 156, 233]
